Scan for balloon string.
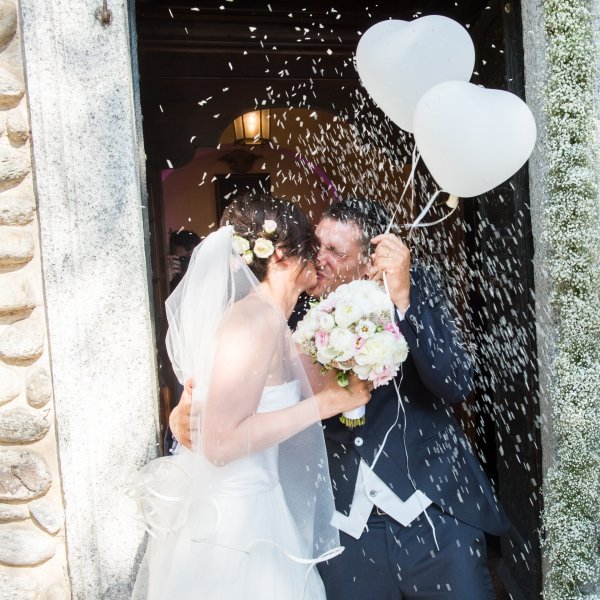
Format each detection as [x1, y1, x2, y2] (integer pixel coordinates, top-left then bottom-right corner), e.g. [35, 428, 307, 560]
[385, 145, 420, 235]
[409, 204, 458, 228]
[383, 140, 459, 237]
[382, 271, 395, 324]
[406, 189, 442, 240]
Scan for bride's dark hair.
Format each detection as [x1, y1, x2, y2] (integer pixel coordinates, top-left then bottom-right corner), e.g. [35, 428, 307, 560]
[220, 192, 318, 282]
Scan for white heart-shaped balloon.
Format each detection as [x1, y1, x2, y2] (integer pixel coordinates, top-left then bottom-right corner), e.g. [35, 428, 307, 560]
[356, 16, 475, 133]
[413, 81, 537, 197]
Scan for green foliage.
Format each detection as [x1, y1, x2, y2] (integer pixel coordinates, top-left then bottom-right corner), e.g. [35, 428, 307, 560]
[336, 370, 349, 387]
[542, 0, 600, 597]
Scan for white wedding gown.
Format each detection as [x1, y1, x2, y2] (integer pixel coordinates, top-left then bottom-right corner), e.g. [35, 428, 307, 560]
[132, 381, 328, 600]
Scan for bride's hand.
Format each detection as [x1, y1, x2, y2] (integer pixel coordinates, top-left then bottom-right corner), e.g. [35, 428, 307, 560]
[169, 378, 195, 449]
[316, 374, 372, 420]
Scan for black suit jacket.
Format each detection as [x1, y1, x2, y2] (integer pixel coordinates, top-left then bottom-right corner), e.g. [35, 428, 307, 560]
[299, 269, 508, 536]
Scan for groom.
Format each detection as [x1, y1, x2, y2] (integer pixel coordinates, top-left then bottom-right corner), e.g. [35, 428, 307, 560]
[171, 198, 508, 598]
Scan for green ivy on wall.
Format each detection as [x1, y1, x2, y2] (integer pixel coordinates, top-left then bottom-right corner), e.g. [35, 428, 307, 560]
[542, 0, 600, 597]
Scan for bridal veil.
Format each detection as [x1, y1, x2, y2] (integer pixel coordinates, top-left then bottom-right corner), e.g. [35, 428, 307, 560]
[130, 225, 341, 599]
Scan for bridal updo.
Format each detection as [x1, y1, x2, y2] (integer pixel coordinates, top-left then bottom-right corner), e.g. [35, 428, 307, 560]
[220, 192, 318, 282]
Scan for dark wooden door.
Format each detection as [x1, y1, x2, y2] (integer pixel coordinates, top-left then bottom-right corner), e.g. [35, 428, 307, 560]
[464, 2, 543, 597]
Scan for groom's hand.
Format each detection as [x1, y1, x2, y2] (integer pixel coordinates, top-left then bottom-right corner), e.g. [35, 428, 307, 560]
[370, 233, 410, 312]
[169, 378, 195, 449]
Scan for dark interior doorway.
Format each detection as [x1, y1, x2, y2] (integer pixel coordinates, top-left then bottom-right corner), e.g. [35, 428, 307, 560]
[134, 1, 542, 597]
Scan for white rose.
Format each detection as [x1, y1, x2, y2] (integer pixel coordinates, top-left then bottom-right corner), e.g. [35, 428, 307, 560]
[317, 291, 338, 313]
[352, 363, 372, 380]
[293, 311, 319, 345]
[329, 327, 356, 352]
[351, 281, 388, 314]
[355, 332, 396, 369]
[346, 293, 369, 315]
[393, 338, 409, 363]
[373, 289, 394, 314]
[334, 301, 363, 328]
[336, 346, 356, 363]
[303, 308, 320, 334]
[232, 234, 250, 254]
[329, 328, 357, 363]
[253, 238, 275, 259]
[345, 280, 376, 295]
[263, 219, 277, 234]
[242, 250, 254, 264]
[316, 345, 338, 366]
[317, 311, 335, 332]
[292, 323, 310, 344]
[332, 283, 353, 301]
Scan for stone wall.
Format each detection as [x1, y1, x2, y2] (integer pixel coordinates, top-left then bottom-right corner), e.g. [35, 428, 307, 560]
[17, 0, 161, 597]
[0, 0, 70, 598]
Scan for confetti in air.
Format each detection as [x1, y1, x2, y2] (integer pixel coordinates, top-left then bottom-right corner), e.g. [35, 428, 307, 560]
[146, 3, 554, 588]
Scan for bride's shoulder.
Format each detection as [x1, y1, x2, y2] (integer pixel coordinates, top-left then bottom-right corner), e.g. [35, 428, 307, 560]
[224, 295, 282, 333]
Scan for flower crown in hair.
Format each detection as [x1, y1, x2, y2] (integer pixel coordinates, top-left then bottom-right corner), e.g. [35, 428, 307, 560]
[232, 219, 277, 265]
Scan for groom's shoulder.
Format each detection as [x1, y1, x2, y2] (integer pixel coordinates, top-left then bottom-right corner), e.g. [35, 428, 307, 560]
[409, 261, 435, 285]
[409, 262, 447, 307]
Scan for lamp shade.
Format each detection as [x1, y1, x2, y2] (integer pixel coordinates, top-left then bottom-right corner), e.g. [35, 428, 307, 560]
[233, 109, 270, 145]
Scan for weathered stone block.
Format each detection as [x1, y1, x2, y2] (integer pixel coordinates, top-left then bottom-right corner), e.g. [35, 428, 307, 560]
[0, 192, 35, 226]
[30, 498, 62, 535]
[6, 110, 29, 145]
[0, 1, 17, 50]
[0, 227, 34, 266]
[0, 448, 51, 501]
[26, 367, 52, 408]
[0, 407, 49, 443]
[0, 364, 19, 406]
[0, 62, 23, 109]
[0, 315, 44, 363]
[0, 145, 29, 186]
[0, 525, 56, 566]
[0, 503, 28, 523]
[0, 572, 38, 600]
[43, 584, 70, 600]
[0, 274, 35, 315]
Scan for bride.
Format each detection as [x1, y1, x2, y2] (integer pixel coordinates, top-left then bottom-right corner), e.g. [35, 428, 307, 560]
[130, 193, 370, 599]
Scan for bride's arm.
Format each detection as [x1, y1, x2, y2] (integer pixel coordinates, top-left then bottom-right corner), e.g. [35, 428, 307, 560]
[201, 311, 369, 466]
[297, 350, 337, 393]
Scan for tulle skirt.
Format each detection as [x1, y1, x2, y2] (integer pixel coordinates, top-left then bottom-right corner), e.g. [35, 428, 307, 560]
[131, 456, 327, 600]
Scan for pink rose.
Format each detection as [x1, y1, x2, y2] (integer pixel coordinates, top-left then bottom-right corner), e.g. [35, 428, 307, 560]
[371, 366, 396, 388]
[318, 297, 337, 313]
[315, 330, 330, 350]
[385, 322, 402, 340]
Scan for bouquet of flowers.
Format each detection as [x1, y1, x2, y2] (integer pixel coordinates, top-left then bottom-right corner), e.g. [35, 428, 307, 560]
[293, 280, 409, 427]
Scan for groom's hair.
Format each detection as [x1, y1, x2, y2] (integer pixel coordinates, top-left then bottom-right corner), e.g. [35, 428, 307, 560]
[323, 198, 394, 256]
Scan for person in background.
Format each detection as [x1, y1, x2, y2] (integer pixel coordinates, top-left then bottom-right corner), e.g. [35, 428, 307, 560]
[167, 229, 201, 291]
[163, 229, 201, 453]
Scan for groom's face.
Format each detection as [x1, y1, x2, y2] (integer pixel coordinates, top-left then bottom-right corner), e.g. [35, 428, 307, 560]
[309, 217, 369, 298]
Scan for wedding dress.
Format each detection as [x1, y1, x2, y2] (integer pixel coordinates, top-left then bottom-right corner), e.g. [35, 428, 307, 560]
[129, 226, 341, 599]
[132, 382, 329, 599]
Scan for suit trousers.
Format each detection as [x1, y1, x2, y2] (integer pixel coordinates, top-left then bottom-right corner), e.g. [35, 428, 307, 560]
[318, 505, 493, 600]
